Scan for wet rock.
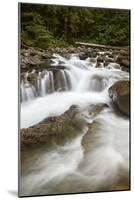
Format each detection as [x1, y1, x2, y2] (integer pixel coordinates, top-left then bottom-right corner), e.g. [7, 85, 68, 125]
[79, 52, 88, 60]
[20, 73, 26, 80]
[97, 55, 105, 62]
[65, 105, 80, 118]
[90, 51, 98, 58]
[50, 65, 66, 71]
[95, 62, 102, 68]
[121, 66, 129, 72]
[87, 103, 108, 118]
[81, 121, 100, 154]
[105, 56, 114, 63]
[21, 48, 53, 72]
[58, 60, 65, 65]
[77, 46, 84, 52]
[103, 61, 110, 67]
[119, 49, 129, 56]
[81, 104, 108, 154]
[21, 105, 86, 150]
[90, 58, 96, 63]
[108, 54, 114, 59]
[116, 56, 129, 68]
[30, 56, 43, 65]
[21, 63, 27, 70]
[78, 48, 97, 59]
[120, 59, 129, 68]
[67, 47, 77, 54]
[27, 72, 38, 85]
[108, 80, 130, 116]
[38, 51, 52, 59]
[112, 50, 121, 55]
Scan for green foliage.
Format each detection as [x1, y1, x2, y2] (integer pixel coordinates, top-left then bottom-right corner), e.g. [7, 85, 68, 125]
[20, 4, 130, 48]
[21, 12, 55, 48]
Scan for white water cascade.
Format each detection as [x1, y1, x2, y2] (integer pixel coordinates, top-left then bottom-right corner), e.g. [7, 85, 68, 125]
[21, 54, 129, 128]
[20, 53, 129, 196]
[21, 54, 126, 102]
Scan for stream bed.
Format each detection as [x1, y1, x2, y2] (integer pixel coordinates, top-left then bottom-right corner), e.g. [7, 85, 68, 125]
[20, 53, 130, 196]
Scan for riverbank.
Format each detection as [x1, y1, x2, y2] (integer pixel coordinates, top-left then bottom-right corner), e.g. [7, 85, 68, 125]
[20, 45, 130, 73]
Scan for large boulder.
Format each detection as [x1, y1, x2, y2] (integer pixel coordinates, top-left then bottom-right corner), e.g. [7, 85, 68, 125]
[21, 105, 86, 150]
[108, 80, 130, 116]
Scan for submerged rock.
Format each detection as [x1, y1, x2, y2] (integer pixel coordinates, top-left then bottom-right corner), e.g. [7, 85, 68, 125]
[80, 103, 109, 155]
[81, 121, 100, 154]
[108, 80, 130, 116]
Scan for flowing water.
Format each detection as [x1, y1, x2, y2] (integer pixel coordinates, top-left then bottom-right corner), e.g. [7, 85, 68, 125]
[20, 53, 129, 196]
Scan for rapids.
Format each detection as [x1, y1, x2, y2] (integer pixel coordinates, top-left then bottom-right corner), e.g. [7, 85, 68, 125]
[21, 54, 128, 128]
[20, 53, 129, 196]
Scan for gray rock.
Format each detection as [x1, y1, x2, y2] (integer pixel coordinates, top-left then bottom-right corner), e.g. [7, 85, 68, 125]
[108, 80, 129, 116]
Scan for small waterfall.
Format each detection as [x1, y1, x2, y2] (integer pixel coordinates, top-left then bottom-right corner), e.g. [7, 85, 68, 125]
[89, 75, 108, 92]
[64, 70, 77, 90]
[59, 70, 68, 91]
[38, 71, 55, 95]
[46, 71, 55, 93]
[37, 72, 42, 96]
[20, 81, 37, 102]
[21, 69, 75, 101]
[53, 70, 68, 91]
[20, 53, 127, 102]
[40, 72, 49, 96]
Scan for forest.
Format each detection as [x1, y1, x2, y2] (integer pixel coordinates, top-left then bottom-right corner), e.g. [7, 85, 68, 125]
[20, 3, 130, 48]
